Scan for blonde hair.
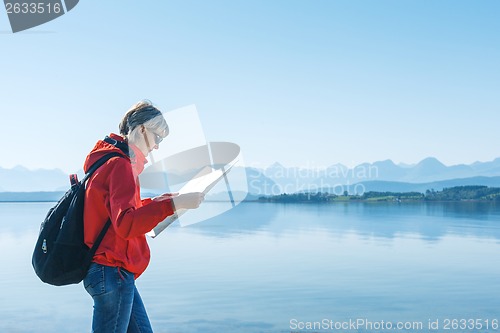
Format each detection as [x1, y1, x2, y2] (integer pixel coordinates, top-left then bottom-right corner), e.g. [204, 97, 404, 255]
[119, 100, 169, 144]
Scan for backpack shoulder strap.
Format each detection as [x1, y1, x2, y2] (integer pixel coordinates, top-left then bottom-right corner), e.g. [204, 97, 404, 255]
[81, 152, 125, 184]
[81, 135, 130, 183]
[87, 219, 112, 261]
[104, 136, 130, 157]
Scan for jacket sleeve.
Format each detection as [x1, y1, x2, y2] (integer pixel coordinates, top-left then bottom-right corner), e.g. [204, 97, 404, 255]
[107, 159, 175, 239]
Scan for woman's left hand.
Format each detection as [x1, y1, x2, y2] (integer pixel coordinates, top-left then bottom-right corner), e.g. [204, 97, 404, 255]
[152, 193, 179, 202]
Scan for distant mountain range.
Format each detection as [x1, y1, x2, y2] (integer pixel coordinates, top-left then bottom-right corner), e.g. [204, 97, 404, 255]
[256, 157, 500, 195]
[3, 157, 500, 196]
[0, 166, 69, 192]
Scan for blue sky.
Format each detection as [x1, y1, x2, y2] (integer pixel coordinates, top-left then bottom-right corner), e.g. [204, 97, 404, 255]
[1, 1, 499, 173]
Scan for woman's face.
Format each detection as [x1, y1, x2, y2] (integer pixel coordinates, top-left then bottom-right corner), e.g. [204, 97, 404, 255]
[137, 125, 164, 156]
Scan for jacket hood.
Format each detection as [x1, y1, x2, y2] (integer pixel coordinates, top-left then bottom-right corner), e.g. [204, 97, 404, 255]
[84, 133, 148, 175]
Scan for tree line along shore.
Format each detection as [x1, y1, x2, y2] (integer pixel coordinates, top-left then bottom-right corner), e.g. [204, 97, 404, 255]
[258, 186, 500, 203]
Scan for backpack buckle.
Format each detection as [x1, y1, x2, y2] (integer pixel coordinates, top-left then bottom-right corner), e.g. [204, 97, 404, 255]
[69, 174, 79, 187]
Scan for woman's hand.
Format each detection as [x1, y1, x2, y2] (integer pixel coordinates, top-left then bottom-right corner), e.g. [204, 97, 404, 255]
[172, 192, 205, 210]
[152, 192, 204, 209]
[152, 193, 179, 201]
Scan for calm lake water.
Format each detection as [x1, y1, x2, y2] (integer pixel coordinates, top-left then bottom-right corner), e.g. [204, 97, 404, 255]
[1, 201, 499, 333]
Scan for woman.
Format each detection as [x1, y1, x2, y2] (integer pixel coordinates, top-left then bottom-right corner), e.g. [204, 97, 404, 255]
[82, 100, 203, 333]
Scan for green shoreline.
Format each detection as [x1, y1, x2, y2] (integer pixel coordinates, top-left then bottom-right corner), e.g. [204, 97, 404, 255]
[258, 185, 500, 203]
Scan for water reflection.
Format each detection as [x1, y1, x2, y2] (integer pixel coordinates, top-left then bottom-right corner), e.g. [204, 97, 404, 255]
[181, 201, 278, 237]
[189, 201, 500, 242]
[1, 202, 500, 333]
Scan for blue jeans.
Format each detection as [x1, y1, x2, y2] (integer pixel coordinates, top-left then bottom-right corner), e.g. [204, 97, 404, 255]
[83, 263, 153, 333]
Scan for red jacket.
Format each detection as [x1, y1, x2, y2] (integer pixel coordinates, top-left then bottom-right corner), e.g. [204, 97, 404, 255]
[83, 133, 175, 278]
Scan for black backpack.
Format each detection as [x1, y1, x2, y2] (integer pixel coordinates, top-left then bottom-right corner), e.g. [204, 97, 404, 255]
[32, 147, 126, 286]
